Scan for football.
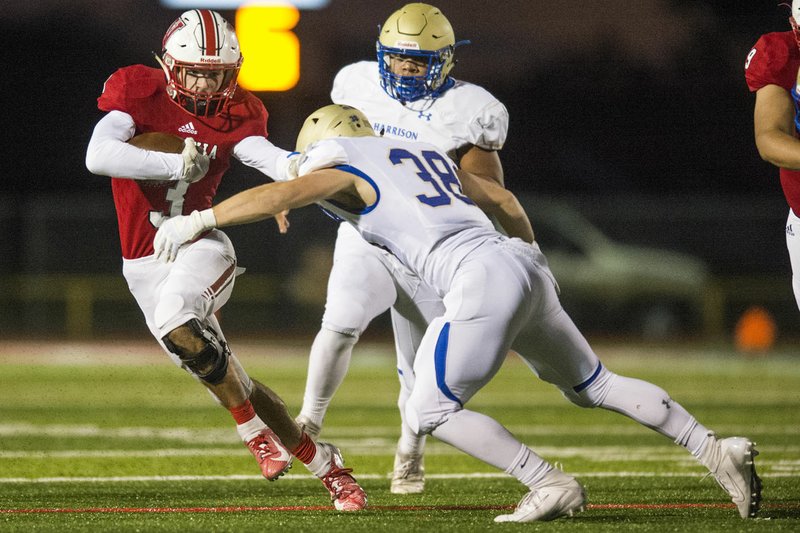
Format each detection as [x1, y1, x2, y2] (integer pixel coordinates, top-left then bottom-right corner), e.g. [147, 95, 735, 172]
[128, 132, 185, 154]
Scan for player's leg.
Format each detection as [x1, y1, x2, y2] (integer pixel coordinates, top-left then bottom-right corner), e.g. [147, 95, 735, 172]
[516, 249, 761, 518]
[786, 208, 800, 311]
[406, 252, 585, 522]
[297, 224, 398, 436]
[388, 274, 443, 494]
[124, 231, 291, 480]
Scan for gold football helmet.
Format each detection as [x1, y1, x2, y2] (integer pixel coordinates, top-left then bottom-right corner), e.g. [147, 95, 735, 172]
[295, 104, 375, 152]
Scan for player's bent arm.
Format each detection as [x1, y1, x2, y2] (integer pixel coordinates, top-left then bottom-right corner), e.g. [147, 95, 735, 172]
[457, 169, 534, 244]
[753, 84, 800, 170]
[457, 145, 505, 187]
[85, 110, 184, 180]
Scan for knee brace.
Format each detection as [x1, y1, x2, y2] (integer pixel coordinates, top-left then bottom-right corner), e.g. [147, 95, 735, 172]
[162, 319, 230, 385]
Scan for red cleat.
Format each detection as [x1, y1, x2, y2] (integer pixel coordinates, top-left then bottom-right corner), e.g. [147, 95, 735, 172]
[317, 443, 368, 511]
[245, 428, 292, 481]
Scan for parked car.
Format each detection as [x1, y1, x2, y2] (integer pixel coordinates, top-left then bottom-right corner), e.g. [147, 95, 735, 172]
[519, 197, 710, 339]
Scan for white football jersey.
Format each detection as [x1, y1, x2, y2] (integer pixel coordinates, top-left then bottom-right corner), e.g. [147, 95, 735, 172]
[311, 136, 498, 292]
[331, 61, 508, 160]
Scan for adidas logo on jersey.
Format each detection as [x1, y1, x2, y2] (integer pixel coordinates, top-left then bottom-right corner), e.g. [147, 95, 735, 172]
[178, 122, 198, 135]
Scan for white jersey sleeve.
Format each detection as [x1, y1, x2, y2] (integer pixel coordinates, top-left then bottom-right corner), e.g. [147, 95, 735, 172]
[85, 110, 184, 181]
[233, 135, 294, 182]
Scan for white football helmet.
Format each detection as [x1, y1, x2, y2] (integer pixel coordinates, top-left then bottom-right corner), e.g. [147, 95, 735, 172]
[159, 9, 242, 117]
[792, 0, 800, 49]
[295, 104, 375, 152]
[376, 3, 469, 103]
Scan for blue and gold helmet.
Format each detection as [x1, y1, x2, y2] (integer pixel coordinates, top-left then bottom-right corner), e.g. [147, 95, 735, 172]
[376, 3, 467, 103]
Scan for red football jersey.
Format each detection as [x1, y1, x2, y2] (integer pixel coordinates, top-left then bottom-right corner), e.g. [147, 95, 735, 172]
[745, 31, 800, 213]
[97, 65, 268, 259]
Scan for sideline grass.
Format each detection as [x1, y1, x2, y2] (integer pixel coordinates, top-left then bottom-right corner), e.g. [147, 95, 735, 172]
[0, 340, 798, 531]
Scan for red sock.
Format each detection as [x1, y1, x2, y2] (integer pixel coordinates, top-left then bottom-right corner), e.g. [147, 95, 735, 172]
[292, 432, 316, 464]
[229, 400, 256, 424]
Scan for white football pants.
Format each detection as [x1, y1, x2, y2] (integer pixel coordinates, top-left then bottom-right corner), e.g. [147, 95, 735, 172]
[787, 209, 800, 311]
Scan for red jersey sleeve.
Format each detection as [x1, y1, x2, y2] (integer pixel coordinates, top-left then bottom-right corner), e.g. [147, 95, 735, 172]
[97, 65, 163, 115]
[745, 31, 798, 92]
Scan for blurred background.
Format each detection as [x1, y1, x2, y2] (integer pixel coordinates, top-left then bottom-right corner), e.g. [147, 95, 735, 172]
[0, 0, 795, 351]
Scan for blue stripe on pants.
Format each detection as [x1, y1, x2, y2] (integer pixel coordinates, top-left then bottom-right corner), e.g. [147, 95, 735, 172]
[434, 322, 462, 407]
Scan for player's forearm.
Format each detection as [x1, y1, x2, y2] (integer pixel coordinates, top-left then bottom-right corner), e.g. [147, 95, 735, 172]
[755, 129, 800, 170]
[493, 195, 534, 244]
[212, 183, 285, 227]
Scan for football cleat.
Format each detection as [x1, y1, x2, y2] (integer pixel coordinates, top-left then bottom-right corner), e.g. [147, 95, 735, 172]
[494, 468, 586, 523]
[296, 414, 322, 440]
[245, 428, 293, 481]
[317, 442, 368, 511]
[704, 437, 762, 518]
[390, 450, 425, 494]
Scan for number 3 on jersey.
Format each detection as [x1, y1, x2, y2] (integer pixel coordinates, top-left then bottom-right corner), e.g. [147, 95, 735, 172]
[149, 181, 190, 228]
[389, 148, 474, 207]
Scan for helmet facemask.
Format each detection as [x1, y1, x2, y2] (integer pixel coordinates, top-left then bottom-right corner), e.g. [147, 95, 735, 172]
[161, 56, 241, 117]
[377, 44, 455, 103]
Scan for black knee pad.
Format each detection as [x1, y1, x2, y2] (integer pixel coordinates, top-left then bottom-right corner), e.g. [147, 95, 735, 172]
[163, 319, 230, 385]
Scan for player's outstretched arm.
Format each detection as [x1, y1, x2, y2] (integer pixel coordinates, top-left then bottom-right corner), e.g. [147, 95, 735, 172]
[153, 169, 362, 262]
[457, 169, 534, 244]
[754, 84, 800, 170]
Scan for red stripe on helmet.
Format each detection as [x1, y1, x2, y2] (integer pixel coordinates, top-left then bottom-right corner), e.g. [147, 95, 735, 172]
[198, 10, 218, 55]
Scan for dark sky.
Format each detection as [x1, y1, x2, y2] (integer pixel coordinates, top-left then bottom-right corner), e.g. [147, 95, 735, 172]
[0, 0, 790, 198]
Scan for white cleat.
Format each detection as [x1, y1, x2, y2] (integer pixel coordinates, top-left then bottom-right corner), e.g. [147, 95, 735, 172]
[296, 414, 322, 440]
[390, 451, 425, 494]
[494, 469, 586, 523]
[705, 437, 762, 518]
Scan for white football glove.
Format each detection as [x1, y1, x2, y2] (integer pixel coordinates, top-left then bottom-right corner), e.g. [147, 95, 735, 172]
[274, 151, 301, 182]
[180, 137, 210, 183]
[297, 140, 350, 177]
[153, 208, 217, 263]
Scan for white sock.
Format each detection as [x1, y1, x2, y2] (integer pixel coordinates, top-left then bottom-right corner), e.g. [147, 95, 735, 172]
[396, 385, 426, 456]
[303, 442, 333, 477]
[431, 409, 548, 479]
[599, 374, 712, 454]
[506, 444, 553, 489]
[236, 414, 267, 442]
[298, 328, 357, 428]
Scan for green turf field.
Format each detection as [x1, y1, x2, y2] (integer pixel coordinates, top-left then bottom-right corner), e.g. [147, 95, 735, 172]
[1, 339, 798, 531]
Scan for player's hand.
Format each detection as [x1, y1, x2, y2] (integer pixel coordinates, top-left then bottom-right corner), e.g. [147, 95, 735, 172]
[180, 137, 210, 183]
[275, 151, 301, 182]
[297, 140, 350, 176]
[275, 210, 291, 234]
[153, 209, 217, 262]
